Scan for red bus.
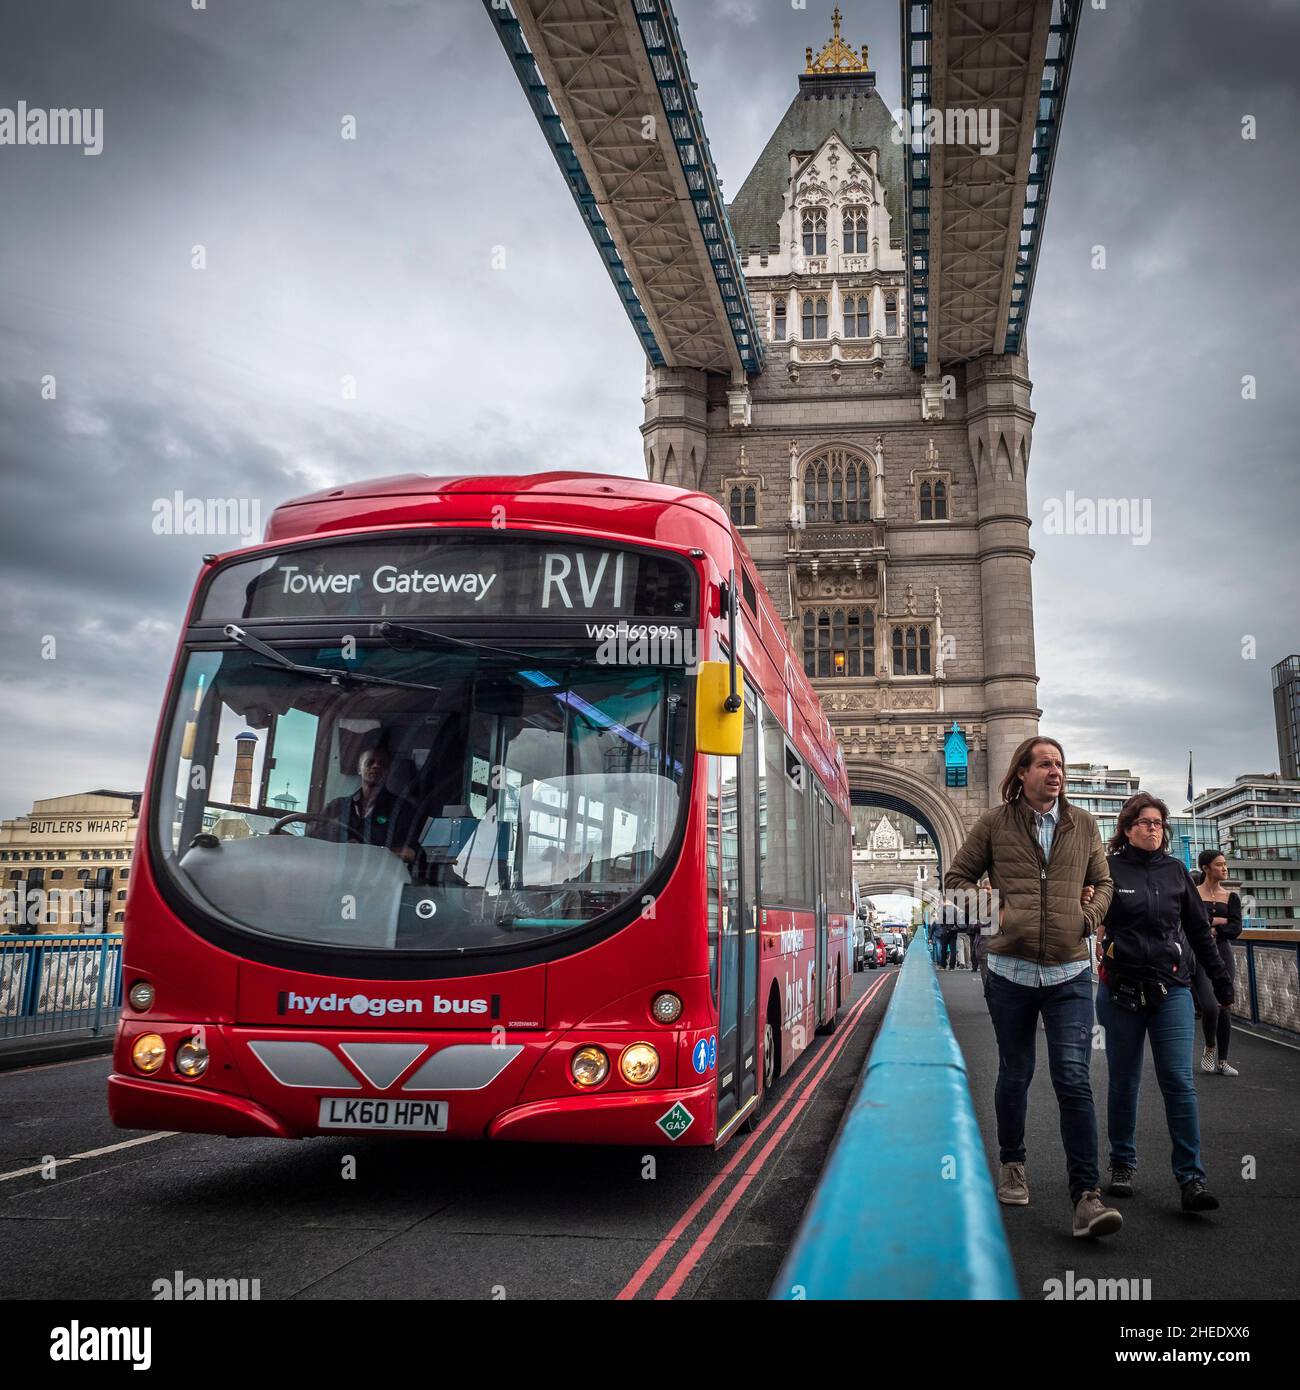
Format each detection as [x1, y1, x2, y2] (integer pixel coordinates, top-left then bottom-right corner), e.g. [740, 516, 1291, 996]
[109, 473, 854, 1147]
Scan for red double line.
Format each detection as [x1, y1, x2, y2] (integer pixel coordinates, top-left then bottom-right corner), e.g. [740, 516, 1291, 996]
[616, 968, 894, 1301]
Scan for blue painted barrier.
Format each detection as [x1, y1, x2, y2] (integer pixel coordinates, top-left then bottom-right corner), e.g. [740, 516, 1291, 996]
[773, 943, 1018, 1300]
[0, 933, 124, 1041]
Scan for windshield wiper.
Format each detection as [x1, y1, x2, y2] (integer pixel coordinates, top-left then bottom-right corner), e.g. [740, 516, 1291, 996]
[223, 624, 442, 694]
[375, 620, 547, 663]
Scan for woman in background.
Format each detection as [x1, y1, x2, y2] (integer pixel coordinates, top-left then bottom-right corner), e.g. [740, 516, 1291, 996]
[1095, 794, 1233, 1213]
[1192, 849, 1242, 1076]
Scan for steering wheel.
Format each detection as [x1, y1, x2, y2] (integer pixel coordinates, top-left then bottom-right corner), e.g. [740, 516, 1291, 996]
[268, 812, 366, 843]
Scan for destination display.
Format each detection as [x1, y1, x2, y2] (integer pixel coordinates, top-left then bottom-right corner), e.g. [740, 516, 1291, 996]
[198, 536, 695, 622]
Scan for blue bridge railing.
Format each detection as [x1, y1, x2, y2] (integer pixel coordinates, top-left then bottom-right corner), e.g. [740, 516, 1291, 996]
[774, 940, 1018, 1300]
[0, 933, 124, 1042]
[1233, 930, 1300, 1040]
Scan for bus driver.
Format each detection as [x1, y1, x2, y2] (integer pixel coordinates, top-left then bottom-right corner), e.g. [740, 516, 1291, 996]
[312, 740, 420, 864]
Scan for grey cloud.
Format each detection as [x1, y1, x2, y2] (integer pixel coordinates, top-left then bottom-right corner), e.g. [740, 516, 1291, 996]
[1, 0, 1297, 817]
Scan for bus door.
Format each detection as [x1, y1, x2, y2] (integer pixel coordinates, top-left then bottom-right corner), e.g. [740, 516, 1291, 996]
[716, 691, 759, 1129]
[812, 789, 827, 1026]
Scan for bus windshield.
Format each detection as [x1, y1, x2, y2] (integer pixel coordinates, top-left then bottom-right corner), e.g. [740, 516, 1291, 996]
[153, 641, 689, 954]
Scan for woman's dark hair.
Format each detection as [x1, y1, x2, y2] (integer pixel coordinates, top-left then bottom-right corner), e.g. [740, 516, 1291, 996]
[998, 735, 1067, 804]
[1108, 792, 1171, 853]
[1198, 848, 1226, 872]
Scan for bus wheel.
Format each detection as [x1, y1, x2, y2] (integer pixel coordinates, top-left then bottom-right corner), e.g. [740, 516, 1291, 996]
[742, 1006, 778, 1136]
[762, 996, 780, 1095]
[816, 961, 841, 1035]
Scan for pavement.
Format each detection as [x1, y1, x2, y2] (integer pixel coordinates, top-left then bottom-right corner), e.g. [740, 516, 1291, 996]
[0, 966, 897, 1301]
[941, 967, 1300, 1300]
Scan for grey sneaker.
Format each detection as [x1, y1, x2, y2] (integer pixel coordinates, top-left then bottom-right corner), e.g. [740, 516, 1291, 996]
[1073, 1188, 1123, 1238]
[997, 1162, 1029, 1206]
[1216, 1060, 1239, 1076]
[1107, 1164, 1135, 1198]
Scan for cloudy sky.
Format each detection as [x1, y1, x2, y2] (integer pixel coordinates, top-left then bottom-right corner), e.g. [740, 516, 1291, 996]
[1, 0, 1297, 819]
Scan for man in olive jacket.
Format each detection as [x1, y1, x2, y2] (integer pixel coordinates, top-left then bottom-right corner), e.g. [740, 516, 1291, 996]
[945, 736, 1122, 1239]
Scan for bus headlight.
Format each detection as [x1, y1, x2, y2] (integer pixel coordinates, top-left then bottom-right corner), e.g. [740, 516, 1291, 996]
[175, 1037, 210, 1078]
[620, 1043, 660, 1085]
[651, 992, 682, 1024]
[131, 1033, 167, 1074]
[571, 1046, 610, 1088]
[128, 980, 155, 1011]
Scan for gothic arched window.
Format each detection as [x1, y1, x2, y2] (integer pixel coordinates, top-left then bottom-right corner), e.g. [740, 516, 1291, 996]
[892, 624, 932, 676]
[801, 296, 828, 340]
[885, 293, 899, 336]
[728, 483, 757, 528]
[843, 294, 870, 338]
[918, 475, 949, 521]
[802, 449, 871, 524]
[843, 207, 870, 254]
[802, 208, 827, 256]
[773, 298, 786, 341]
[803, 607, 874, 678]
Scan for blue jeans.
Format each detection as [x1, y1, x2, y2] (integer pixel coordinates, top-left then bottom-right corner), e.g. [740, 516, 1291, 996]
[983, 968, 1099, 1202]
[1096, 979, 1204, 1186]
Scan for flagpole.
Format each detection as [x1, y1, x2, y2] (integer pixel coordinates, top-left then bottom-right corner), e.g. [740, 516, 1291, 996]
[1188, 750, 1196, 872]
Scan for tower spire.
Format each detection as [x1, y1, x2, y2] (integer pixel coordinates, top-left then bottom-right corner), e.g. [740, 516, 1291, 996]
[805, 6, 869, 76]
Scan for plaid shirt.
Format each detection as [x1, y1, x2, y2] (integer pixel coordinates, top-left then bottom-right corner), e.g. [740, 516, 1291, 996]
[986, 952, 1091, 987]
[986, 800, 1091, 986]
[1033, 797, 1060, 859]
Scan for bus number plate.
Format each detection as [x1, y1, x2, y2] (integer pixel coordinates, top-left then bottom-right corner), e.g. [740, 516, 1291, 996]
[317, 1097, 448, 1132]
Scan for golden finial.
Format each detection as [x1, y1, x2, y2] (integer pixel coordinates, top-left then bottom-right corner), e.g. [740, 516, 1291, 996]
[805, 6, 869, 75]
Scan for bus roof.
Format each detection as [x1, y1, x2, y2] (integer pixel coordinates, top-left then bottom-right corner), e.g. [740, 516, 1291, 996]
[267, 471, 729, 538]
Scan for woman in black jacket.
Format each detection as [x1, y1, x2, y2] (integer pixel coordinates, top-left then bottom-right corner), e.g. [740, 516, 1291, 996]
[1095, 794, 1234, 1213]
[1192, 850, 1243, 1076]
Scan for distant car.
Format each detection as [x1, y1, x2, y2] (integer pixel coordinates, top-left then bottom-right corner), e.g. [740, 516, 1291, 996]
[861, 930, 879, 969]
[880, 931, 905, 963]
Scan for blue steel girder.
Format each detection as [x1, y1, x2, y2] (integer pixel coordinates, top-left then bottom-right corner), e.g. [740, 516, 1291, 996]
[901, 0, 1081, 370]
[484, 0, 761, 377]
[632, 0, 763, 375]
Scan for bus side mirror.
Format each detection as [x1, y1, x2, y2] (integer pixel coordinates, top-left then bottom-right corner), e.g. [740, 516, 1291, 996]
[695, 661, 743, 756]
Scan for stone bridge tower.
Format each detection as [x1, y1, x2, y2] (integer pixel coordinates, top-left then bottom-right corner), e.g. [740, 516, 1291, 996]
[643, 11, 1041, 868]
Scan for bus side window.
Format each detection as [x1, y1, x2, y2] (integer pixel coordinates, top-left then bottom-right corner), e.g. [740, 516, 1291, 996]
[263, 707, 320, 817]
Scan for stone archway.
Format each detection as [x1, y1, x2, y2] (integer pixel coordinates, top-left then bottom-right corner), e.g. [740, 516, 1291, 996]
[845, 757, 970, 878]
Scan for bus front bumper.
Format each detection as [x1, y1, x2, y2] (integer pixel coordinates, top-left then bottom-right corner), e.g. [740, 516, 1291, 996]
[109, 1072, 295, 1138]
[488, 1079, 717, 1146]
[108, 1070, 719, 1146]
